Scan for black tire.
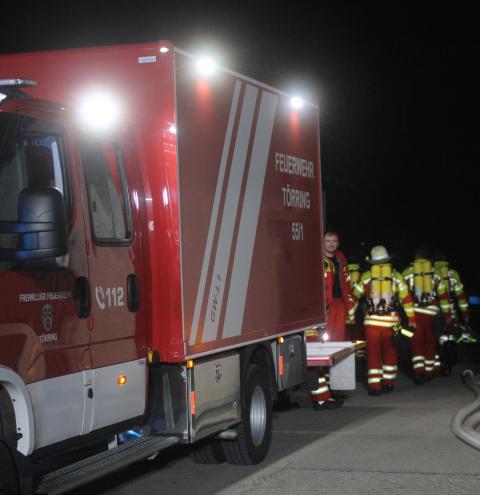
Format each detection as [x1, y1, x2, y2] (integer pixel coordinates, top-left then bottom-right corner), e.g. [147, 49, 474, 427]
[1, 386, 19, 495]
[222, 364, 272, 465]
[0, 440, 20, 495]
[0, 387, 16, 450]
[0, 387, 32, 495]
[190, 439, 225, 464]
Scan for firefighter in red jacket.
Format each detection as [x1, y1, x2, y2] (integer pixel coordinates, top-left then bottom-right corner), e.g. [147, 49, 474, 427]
[352, 245, 416, 395]
[402, 247, 451, 383]
[304, 230, 352, 410]
[323, 231, 355, 342]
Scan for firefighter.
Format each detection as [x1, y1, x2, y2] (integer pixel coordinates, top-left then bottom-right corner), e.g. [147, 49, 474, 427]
[433, 250, 473, 374]
[402, 247, 451, 384]
[323, 232, 356, 401]
[346, 257, 368, 379]
[346, 256, 367, 342]
[323, 231, 355, 342]
[304, 232, 352, 410]
[352, 245, 416, 396]
[433, 251, 470, 326]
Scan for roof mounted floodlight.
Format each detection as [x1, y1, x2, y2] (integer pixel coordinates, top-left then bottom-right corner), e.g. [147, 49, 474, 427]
[290, 96, 304, 110]
[0, 79, 37, 105]
[0, 78, 37, 88]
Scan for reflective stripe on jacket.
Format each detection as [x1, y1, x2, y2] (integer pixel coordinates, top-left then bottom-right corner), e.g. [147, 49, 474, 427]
[403, 262, 451, 318]
[353, 267, 415, 327]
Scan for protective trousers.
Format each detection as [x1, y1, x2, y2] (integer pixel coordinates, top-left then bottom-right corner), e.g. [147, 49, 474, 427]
[366, 324, 398, 391]
[411, 312, 436, 377]
[347, 322, 365, 342]
[327, 298, 347, 341]
[307, 367, 331, 404]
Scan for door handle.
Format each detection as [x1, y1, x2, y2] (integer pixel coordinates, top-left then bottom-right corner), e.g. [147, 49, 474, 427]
[75, 276, 91, 318]
[127, 273, 140, 312]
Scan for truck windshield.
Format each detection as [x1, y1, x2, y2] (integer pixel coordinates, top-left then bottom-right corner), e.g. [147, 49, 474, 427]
[0, 112, 67, 272]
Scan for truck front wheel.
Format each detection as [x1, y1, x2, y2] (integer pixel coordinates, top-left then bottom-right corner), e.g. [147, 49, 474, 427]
[222, 363, 272, 465]
[0, 387, 31, 495]
[0, 440, 19, 495]
[1, 386, 18, 495]
[190, 439, 225, 464]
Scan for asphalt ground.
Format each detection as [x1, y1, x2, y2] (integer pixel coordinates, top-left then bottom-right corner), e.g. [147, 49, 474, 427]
[71, 362, 480, 495]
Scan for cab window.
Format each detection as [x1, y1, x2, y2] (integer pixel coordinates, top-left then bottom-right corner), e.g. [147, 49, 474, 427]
[0, 113, 69, 270]
[81, 140, 132, 244]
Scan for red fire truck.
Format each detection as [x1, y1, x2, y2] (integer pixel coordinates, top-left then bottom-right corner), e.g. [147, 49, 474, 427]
[0, 41, 325, 494]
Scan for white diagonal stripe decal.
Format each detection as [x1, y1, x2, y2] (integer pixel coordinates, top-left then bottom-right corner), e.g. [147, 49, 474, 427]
[222, 91, 278, 338]
[189, 81, 242, 345]
[201, 84, 259, 343]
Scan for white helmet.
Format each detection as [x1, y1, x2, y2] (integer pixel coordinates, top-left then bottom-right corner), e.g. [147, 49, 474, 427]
[369, 245, 392, 264]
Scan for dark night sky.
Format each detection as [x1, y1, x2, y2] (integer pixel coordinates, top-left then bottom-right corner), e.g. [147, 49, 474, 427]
[2, 1, 479, 290]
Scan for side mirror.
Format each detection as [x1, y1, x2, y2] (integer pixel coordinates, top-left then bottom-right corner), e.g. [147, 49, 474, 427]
[0, 186, 68, 262]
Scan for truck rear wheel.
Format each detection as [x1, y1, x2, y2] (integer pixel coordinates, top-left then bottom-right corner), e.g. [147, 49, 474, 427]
[222, 363, 272, 465]
[190, 439, 225, 464]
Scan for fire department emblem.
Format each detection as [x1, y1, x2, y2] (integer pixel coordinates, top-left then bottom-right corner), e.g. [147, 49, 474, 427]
[42, 304, 53, 333]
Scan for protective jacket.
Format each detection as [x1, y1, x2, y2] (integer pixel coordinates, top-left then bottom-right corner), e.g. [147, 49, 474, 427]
[434, 261, 469, 322]
[324, 250, 355, 341]
[324, 250, 354, 310]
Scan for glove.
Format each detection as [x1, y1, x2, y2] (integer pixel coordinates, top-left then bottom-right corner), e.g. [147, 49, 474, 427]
[392, 325, 402, 347]
[392, 324, 414, 342]
[400, 326, 415, 338]
[456, 323, 477, 344]
[457, 332, 477, 344]
[346, 307, 356, 325]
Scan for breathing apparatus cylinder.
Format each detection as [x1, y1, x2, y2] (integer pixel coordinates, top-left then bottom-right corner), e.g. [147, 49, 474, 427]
[349, 263, 360, 284]
[414, 259, 424, 301]
[435, 261, 450, 288]
[371, 264, 381, 307]
[423, 259, 433, 293]
[381, 263, 392, 307]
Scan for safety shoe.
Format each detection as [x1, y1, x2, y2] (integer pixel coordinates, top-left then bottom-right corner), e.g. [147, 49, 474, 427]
[413, 375, 426, 385]
[382, 384, 394, 393]
[331, 390, 347, 401]
[313, 398, 343, 410]
[368, 389, 382, 397]
[441, 366, 452, 377]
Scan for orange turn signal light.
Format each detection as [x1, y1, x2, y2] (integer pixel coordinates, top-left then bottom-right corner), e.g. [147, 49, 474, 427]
[117, 375, 127, 386]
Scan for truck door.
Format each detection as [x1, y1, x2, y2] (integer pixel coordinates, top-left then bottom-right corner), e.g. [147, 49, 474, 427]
[0, 110, 92, 449]
[78, 136, 147, 431]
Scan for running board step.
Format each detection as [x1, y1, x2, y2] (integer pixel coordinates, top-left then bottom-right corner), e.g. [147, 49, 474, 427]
[35, 436, 179, 495]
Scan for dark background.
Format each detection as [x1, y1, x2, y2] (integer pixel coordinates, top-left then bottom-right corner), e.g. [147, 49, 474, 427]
[2, 1, 478, 291]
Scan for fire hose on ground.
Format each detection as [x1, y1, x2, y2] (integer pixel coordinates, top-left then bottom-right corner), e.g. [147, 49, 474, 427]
[451, 369, 480, 450]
